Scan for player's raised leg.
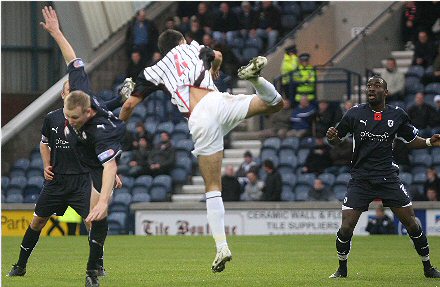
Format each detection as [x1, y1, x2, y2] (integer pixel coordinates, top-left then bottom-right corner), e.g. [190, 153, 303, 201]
[8, 216, 50, 276]
[198, 151, 232, 273]
[329, 209, 362, 278]
[391, 206, 440, 278]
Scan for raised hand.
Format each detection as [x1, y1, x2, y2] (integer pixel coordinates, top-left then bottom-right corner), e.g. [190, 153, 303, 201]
[40, 6, 60, 35]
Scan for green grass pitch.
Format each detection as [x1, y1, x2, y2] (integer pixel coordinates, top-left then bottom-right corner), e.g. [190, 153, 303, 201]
[2, 235, 440, 286]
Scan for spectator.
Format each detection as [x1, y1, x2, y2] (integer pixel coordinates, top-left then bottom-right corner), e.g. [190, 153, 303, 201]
[212, 2, 239, 45]
[294, 53, 317, 103]
[146, 51, 162, 67]
[412, 31, 437, 68]
[177, 16, 191, 35]
[189, 17, 204, 43]
[365, 206, 396, 235]
[202, 34, 214, 48]
[426, 188, 439, 201]
[260, 98, 293, 139]
[121, 130, 136, 151]
[256, 1, 281, 50]
[238, 1, 259, 39]
[392, 139, 411, 172]
[342, 100, 354, 113]
[236, 151, 258, 178]
[195, 2, 213, 34]
[414, 2, 440, 34]
[407, 92, 436, 137]
[262, 160, 282, 201]
[401, 1, 417, 49]
[241, 171, 263, 201]
[147, 132, 175, 176]
[328, 138, 353, 174]
[421, 46, 440, 85]
[125, 8, 158, 60]
[221, 165, 242, 201]
[287, 96, 316, 138]
[424, 167, 440, 195]
[280, 45, 299, 100]
[126, 50, 145, 80]
[432, 95, 440, 134]
[164, 17, 177, 31]
[313, 100, 342, 138]
[128, 137, 151, 177]
[308, 179, 336, 201]
[133, 122, 153, 148]
[303, 136, 332, 174]
[381, 58, 405, 102]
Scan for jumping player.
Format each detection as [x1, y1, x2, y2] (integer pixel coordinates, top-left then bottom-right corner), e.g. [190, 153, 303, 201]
[118, 29, 283, 272]
[327, 76, 440, 278]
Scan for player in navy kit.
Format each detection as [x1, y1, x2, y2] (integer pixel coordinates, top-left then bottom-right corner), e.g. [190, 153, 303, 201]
[327, 76, 440, 279]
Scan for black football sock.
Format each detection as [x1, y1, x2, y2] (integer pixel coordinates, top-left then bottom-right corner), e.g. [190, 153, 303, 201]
[336, 229, 352, 270]
[408, 226, 431, 270]
[87, 218, 108, 271]
[17, 226, 41, 268]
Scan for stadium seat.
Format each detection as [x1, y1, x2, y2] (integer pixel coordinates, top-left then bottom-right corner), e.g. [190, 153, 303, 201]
[152, 175, 172, 191]
[26, 167, 43, 178]
[114, 186, 130, 195]
[281, 173, 297, 187]
[425, 94, 435, 107]
[119, 151, 133, 165]
[175, 139, 194, 156]
[281, 137, 300, 151]
[405, 65, 424, 78]
[411, 149, 429, 157]
[172, 133, 188, 143]
[230, 37, 244, 48]
[1, 193, 5, 202]
[120, 176, 135, 190]
[107, 220, 123, 235]
[300, 1, 318, 13]
[131, 192, 151, 203]
[131, 186, 149, 196]
[133, 175, 153, 189]
[279, 149, 297, 163]
[299, 137, 315, 149]
[13, 158, 30, 171]
[424, 83, 440, 95]
[9, 169, 26, 178]
[399, 172, 413, 186]
[132, 105, 147, 120]
[413, 172, 427, 184]
[8, 176, 27, 190]
[294, 184, 310, 201]
[281, 2, 301, 17]
[333, 185, 347, 201]
[412, 154, 433, 167]
[170, 168, 188, 185]
[175, 156, 192, 173]
[149, 186, 168, 202]
[125, 121, 138, 133]
[281, 186, 295, 201]
[411, 166, 427, 175]
[297, 173, 315, 186]
[109, 202, 129, 213]
[318, 173, 336, 187]
[156, 121, 174, 135]
[241, 47, 259, 63]
[263, 137, 281, 151]
[258, 168, 267, 181]
[24, 176, 44, 196]
[117, 164, 130, 176]
[433, 153, 440, 165]
[23, 194, 39, 203]
[2, 176, 10, 190]
[108, 212, 127, 227]
[113, 193, 132, 206]
[405, 77, 424, 94]
[297, 149, 309, 166]
[144, 120, 159, 135]
[260, 148, 278, 161]
[278, 165, 295, 175]
[6, 193, 23, 203]
[335, 173, 351, 185]
[6, 187, 23, 197]
[281, 14, 299, 30]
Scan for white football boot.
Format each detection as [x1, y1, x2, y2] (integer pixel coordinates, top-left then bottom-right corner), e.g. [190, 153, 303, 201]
[211, 245, 232, 273]
[237, 56, 268, 80]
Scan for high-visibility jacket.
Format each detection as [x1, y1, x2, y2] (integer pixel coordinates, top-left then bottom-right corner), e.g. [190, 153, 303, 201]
[281, 53, 299, 85]
[293, 64, 316, 102]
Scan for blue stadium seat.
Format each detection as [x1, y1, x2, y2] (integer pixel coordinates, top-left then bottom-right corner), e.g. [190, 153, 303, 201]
[433, 153, 440, 165]
[149, 186, 168, 202]
[279, 149, 296, 161]
[1, 193, 5, 203]
[120, 176, 135, 190]
[113, 193, 132, 206]
[9, 169, 26, 178]
[318, 173, 336, 187]
[297, 173, 315, 186]
[241, 47, 259, 63]
[174, 122, 190, 135]
[107, 220, 123, 235]
[411, 166, 427, 175]
[405, 77, 424, 94]
[109, 202, 128, 213]
[131, 192, 151, 203]
[175, 139, 194, 156]
[279, 153, 298, 168]
[8, 176, 27, 190]
[399, 172, 413, 186]
[281, 186, 295, 201]
[281, 173, 297, 187]
[258, 168, 267, 181]
[263, 137, 281, 151]
[13, 158, 30, 171]
[133, 175, 153, 189]
[300, 1, 317, 13]
[117, 164, 130, 176]
[24, 176, 44, 196]
[281, 137, 300, 151]
[281, 14, 299, 30]
[6, 193, 23, 203]
[294, 184, 310, 201]
[231, 37, 244, 48]
[424, 83, 440, 95]
[175, 156, 192, 173]
[26, 167, 43, 178]
[413, 172, 427, 184]
[23, 194, 39, 203]
[156, 121, 174, 135]
[144, 120, 159, 135]
[244, 37, 263, 51]
[170, 168, 188, 185]
[131, 186, 149, 196]
[335, 173, 351, 185]
[2, 176, 9, 190]
[297, 149, 309, 166]
[260, 148, 278, 160]
[405, 65, 425, 78]
[278, 165, 295, 175]
[119, 151, 133, 165]
[412, 154, 433, 167]
[108, 212, 127, 227]
[125, 122, 137, 133]
[333, 185, 347, 201]
[30, 158, 43, 169]
[172, 133, 189, 143]
[411, 149, 429, 157]
[6, 187, 23, 197]
[281, 2, 301, 17]
[132, 105, 147, 120]
[30, 151, 41, 161]
[425, 94, 435, 107]
[114, 186, 130, 195]
[152, 175, 172, 190]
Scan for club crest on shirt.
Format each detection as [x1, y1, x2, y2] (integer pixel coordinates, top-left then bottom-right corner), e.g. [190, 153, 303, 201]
[387, 120, 393, 127]
[73, 59, 84, 68]
[98, 149, 114, 162]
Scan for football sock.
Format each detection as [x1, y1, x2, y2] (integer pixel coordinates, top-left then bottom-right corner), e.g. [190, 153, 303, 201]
[248, 77, 282, 106]
[97, 246, 104, 268]
[336, 229, 352, 269]
[206, 191, 227, 252]
[87, 218, 108, 270]
[408, 226, 431, 269]
[17, 226, 41, 268]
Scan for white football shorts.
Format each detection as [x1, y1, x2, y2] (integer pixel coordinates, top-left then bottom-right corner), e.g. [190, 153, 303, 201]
[188, 91, 256, 157]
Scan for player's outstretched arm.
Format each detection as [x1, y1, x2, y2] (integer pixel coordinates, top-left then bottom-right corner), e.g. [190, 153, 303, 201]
[406, 134, 440, 149]
[326, 127, 342, 145]
[40, 6, 76, 65]
[86, 159, 117, 222]
[119, 95, 143, 122]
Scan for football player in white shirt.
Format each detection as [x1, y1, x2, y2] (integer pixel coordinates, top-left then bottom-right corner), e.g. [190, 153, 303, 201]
[119, 29, 283, 273]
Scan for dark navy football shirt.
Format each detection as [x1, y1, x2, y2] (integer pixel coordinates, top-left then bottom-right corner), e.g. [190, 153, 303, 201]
[41, 109, 89, 174]
[336, 104, 418, 179]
